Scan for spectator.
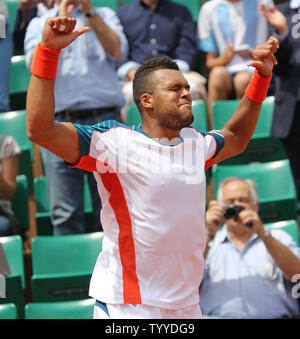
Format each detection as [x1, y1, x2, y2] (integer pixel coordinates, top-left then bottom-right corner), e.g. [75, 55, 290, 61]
[201, 177, 300, 319]
[0, 135, 21, 237]
[13, 0, 54, 52]
[0, 0, 13, 112]
[24, 0, 128, 235]
[260, 1, 300, 218]
[116, 0, 207, 122]
[198, 0, 275, 129]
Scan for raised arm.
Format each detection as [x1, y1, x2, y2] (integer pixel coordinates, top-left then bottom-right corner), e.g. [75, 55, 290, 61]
[26, 16, 89, 165]
[213, 37, 279, 164]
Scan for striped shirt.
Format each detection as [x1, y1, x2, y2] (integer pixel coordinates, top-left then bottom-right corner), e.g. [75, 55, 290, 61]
[198, 0, 273, 74]
[200, 226, 300, 318]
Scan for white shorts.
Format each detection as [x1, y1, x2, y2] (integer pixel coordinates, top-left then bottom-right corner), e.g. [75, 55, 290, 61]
[93, 301, 202, 319]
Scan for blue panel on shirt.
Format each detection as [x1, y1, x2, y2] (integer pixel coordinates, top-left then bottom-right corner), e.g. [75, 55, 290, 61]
[216, 2, 233, 44]
[199, 129, 225, 158]
[73, 120, 128, 157]
[244, 0, 258, 48]
[198, 35, 218, 54]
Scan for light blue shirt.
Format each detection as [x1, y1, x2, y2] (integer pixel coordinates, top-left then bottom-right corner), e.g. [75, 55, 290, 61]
[200, 226, 300, 319]
[25, 6, 128, 113]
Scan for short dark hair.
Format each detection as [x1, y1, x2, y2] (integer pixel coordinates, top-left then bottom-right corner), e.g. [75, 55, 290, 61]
[132, 56, 179, 110]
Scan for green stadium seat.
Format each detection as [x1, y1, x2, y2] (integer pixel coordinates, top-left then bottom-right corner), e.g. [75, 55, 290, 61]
[121, 0, 137, 5]
[0, 236, 25, 318]
[171, 0, 200, 21]
[33, 176, 52, 236]
[0, 110, 34, 194]
[125, 105, 142, 127]
[264, 220, 299, 247]
[212, 160, 297, 223]
[91, 0, 118, 10]
[25, 299, 95, 319]
[31, 232, 104, 302]
[212, 97, 287, 164]
[11, 175, 30, 233]
[191, 99, 207, 131]
[34, 176, 96, 235]
[0, 303, 17, 319]
[5, 0, 19, 33]
[9, 55, 31, 110]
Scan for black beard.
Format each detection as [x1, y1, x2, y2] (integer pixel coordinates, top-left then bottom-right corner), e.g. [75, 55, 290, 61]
[158, 111, 194, 130]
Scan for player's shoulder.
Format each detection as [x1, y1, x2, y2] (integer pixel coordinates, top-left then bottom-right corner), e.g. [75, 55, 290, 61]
[181, 127, 223, 138]
[92, 120, 128, 133]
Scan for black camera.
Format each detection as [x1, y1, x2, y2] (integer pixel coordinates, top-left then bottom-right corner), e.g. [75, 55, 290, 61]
[223, 204, 244, 220]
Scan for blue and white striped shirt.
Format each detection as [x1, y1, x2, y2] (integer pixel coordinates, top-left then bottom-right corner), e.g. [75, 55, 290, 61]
[197, 0, 273, 74]
[200, 226, 300, 318]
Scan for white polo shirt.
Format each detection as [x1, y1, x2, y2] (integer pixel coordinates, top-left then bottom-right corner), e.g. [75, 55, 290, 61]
[71, 120, 224, 309]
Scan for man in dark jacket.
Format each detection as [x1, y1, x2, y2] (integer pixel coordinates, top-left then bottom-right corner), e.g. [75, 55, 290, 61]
[261, 0, 300, 215]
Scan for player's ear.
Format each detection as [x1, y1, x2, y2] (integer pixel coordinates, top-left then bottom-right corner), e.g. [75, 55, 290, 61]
[140, 93, 153, 110]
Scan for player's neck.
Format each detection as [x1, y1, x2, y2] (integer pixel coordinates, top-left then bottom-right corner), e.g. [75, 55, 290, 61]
[140, 123, 180, 142]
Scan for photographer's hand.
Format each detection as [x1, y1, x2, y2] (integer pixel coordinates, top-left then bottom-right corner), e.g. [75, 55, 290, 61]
[238, 209, 265, 238]
[58, 0, 78, 17]
[204, 201, 224, 259]
[205, 200, 224, 237]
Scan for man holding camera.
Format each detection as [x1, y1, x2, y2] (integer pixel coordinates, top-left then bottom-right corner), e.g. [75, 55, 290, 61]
[201, 177, 300, 319]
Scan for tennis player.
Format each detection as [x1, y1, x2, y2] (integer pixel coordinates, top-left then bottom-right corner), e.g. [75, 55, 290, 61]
[26, 16, 279, 319]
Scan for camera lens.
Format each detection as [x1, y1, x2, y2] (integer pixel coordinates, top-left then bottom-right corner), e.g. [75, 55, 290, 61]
[223, 204, 244, 220]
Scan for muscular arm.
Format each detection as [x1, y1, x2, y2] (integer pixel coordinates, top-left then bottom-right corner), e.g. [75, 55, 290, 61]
[26, 17, 89, 165]
[26, 75, 81, 164]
